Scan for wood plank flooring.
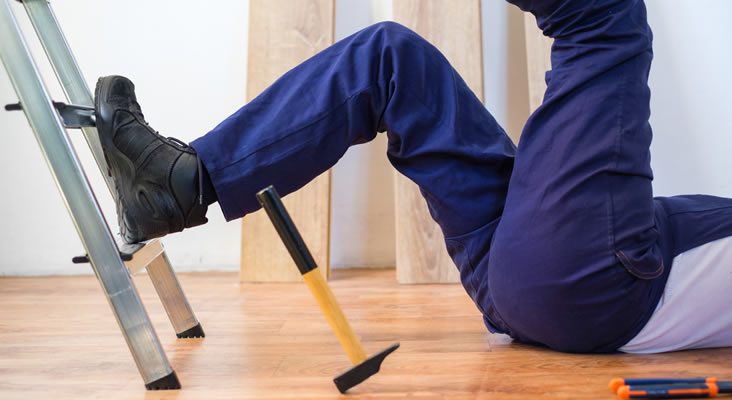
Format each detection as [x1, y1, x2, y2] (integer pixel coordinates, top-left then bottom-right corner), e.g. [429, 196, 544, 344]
[1, 269, 731, 399]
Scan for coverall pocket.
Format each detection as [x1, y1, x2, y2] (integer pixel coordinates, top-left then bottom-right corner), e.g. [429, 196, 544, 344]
[614, 240, 664, 280]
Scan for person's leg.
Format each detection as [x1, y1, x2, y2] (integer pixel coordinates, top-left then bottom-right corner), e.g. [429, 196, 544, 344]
[191, 22, 515, 243]
[192, 21, 515, 300]
[478, 0, 669, 353]
[96, 22, 516, 299]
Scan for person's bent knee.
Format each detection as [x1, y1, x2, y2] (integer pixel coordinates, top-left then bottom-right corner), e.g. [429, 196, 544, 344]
[362, 21, 434, 55]
[366, 21, 415, 37]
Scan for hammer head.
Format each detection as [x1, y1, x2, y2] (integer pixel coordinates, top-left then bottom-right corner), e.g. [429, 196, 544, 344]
[333, 343, 400, 393]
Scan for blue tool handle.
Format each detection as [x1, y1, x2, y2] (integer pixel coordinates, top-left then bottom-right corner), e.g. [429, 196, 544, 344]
[717, 382, 732, 393]
[625, 378, 711, 386]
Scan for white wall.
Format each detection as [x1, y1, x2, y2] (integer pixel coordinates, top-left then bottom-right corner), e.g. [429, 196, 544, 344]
[1, 0, 730, 275]
[646, 0, 732, 197]
[330, 0, 396, 268]
[0, 0, 248, 275]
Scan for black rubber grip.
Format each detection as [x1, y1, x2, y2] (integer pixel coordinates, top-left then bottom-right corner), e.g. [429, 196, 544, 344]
[144, 371, 181, 390]
[255, 185, 317, 275]
[176, 323, 205, 339]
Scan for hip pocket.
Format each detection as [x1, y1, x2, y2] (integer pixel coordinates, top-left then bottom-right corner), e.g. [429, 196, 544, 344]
[615, 240, 664, 280]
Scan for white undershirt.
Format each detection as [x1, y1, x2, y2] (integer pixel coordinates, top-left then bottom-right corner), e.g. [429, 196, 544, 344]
[620, 235, 732, 353]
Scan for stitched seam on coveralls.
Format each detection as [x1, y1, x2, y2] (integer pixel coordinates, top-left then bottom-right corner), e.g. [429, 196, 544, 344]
[213, 84, 378, 173]
[607, 60, 628, 253]
[666, 205, 732, 217]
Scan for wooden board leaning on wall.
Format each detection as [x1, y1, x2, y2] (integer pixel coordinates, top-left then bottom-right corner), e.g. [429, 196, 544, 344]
[241, 0, 335, 282]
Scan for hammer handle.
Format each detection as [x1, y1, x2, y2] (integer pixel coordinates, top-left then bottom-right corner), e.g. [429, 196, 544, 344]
[256, 186, 368, 365]
[303, 267, 368, 365]
[256, 186, 317, 274]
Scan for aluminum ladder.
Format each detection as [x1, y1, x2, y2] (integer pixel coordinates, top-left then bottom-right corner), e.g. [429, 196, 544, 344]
[0, 0, 205, 390]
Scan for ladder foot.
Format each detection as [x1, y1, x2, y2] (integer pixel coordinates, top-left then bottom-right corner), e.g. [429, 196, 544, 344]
[145, 371, 181, 390]
[176, 322, 205, 339]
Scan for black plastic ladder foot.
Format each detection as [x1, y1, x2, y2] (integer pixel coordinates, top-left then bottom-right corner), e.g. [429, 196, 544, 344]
[176, 323, 205, 339]
[145, 371, 181, 390]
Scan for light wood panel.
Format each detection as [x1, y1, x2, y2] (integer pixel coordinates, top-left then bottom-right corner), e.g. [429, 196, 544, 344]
[523, 13, 553, 112]
[240, 0, 334, 282]
[2, 270, 732, 399]
[392, 0, 484, 284]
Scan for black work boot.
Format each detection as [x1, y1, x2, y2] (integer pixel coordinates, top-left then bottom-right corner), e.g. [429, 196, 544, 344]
[94, 75, 208, 243]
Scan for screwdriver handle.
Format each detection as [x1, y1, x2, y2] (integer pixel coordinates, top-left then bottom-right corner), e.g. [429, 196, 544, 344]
[610, 378, 718, 393]
[617, 383, 719, 399]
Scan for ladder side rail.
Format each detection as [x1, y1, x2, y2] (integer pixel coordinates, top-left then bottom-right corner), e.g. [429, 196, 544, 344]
[22, 0, 113, 193]
[0, 0, 176, 387]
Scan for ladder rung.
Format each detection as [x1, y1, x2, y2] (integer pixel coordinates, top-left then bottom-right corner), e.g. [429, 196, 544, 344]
[72, 253, 132, 264]
[72, 238, 165, 274]
[5, 100, 95, 128]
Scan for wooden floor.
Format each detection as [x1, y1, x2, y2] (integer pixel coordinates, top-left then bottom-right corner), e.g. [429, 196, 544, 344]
[1, 269, 731, 400]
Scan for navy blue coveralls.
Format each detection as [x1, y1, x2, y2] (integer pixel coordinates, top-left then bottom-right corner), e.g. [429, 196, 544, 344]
[192, 0, 732, 352]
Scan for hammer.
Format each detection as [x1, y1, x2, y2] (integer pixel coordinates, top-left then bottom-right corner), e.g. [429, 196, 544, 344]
[256, 186, 399, 393]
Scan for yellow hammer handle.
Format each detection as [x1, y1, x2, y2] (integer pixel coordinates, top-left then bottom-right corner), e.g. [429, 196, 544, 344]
[302, 268, 368, 365]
